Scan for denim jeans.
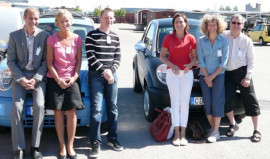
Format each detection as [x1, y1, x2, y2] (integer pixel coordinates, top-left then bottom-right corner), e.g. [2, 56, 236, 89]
[88, 70, 118, 142]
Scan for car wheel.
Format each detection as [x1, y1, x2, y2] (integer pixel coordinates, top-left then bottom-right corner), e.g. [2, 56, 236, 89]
[235, 113, 246, 121]
[133, 66, 142, 93]
[259, 38, 265, 46]
[144, 88, 157, 122]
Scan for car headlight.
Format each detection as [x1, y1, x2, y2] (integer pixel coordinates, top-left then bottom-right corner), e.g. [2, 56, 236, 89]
[156, 64, 167, 85]
[0, 67, 11, 91]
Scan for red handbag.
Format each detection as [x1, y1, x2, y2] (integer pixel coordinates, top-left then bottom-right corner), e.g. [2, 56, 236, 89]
[150, 108, 171, 142]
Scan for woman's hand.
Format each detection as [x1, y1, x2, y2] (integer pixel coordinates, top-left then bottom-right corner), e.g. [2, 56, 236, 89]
[171, 65, 180, 75]
[58, 78, 74, 89]
[183, 64, 192, 74]
[66, 76, 77, 88]
[204, 75, 214, 88]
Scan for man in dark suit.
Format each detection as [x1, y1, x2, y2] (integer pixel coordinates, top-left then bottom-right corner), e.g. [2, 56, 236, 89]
[7, 7, 49, 159]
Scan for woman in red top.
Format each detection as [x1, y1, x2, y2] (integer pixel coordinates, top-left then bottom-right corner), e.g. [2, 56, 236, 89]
[160, 13, 197, 146]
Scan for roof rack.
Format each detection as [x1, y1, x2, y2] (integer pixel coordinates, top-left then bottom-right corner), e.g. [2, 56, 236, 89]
[40, 10, 85, 19]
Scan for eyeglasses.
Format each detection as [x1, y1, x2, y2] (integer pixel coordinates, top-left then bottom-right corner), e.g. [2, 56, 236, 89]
[231, 21, 242, 25]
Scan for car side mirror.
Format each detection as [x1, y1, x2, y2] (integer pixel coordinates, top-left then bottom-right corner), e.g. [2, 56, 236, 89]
[135, 42, 146, 52]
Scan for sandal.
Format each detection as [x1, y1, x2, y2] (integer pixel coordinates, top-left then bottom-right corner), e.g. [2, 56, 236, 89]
[251, 130, 261, 142]
[226, 124, 239, 137]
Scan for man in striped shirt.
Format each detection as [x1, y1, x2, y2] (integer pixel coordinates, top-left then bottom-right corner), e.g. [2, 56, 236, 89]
[85, 8, 123, 158]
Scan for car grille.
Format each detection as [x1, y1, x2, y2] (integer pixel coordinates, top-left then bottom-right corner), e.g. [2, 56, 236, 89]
[23, 118, 81, 127]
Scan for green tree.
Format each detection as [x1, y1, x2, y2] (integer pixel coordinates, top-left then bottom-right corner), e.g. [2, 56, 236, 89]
[74, 5, 82, 12]
[225, 6, 232, 11]
[233, 6, 238, 11]
[114, 9, 126, 17]
[219, 5, 225, 11]
[93, 5, 102, 16]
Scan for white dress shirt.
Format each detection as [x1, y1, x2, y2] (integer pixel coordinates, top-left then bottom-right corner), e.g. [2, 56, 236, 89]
[222, 30, 255, 79]
[24, 29, 36, 70]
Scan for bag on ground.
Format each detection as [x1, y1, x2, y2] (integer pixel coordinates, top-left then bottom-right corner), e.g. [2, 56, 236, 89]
[150, 108, 171, 142]
[187, 120, 205, 140]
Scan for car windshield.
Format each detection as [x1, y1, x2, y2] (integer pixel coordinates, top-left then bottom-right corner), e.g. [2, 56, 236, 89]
[38, 23, 94, 58]
[157, 24, 202, 53]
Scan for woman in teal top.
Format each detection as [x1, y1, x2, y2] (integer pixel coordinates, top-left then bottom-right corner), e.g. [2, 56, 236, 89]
[197, 14, 229, 143]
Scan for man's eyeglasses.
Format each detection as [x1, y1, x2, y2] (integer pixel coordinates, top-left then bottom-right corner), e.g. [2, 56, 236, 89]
[231, 21, 242, 25]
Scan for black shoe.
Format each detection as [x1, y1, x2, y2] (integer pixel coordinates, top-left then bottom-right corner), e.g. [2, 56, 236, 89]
[107, 138, 123, 151]
[31, 147, 43, 159]
[89, 140, 100, 158]
[57, 154, 66, 159]
[13, 149, 24, 159]
[68, 153, 77, 159]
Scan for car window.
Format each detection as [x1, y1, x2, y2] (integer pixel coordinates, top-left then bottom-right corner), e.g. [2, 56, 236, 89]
[38, 23, 94, 58]
[144, 24, 155, 52]
[157, 26, 173, 53]
[157, 24, 201, 53]
[253, 25, 261, 31]
[259, 25, 265, 31]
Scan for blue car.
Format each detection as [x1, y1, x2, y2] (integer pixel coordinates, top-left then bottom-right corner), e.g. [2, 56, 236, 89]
[0, 11, 106, 129]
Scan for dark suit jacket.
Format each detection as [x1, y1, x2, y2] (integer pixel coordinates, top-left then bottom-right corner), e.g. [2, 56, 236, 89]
[7, 28, 49, 82]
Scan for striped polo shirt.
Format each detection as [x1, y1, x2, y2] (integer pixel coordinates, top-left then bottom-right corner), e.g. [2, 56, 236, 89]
[85, 29, 121, 74]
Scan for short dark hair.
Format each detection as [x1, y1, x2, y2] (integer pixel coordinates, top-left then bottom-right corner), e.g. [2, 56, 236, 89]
[172, 13, 189, 32]
[100, 8, 113, 16]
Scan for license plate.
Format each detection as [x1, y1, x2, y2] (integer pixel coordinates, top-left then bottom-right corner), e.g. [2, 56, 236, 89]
[190, 97, 204, 105]
[26, 107, 54, 116]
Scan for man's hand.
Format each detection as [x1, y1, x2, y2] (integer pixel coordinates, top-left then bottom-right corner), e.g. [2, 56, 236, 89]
[241, 78, 251, 88]
[20, 78, 35, 90]
[104, 69, 114, 84]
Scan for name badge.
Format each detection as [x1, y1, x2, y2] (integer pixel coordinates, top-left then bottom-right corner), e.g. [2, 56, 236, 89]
[107, 36, 111, 44]
[66, 45, 71, 54]
[238, 50, 243, 56]
[36, 47, 41, 56]
[217, 50, 222, 57]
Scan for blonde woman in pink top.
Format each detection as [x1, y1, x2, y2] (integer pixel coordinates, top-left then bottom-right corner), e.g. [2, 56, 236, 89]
[46, 9, 84, 159]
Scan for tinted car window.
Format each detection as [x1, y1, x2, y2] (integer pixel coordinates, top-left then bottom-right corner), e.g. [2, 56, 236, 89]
[157, 26, 173, 53]
[157, 24, 201, 53]
[38, 23, 94, 58]
[145, 24, 155, 51]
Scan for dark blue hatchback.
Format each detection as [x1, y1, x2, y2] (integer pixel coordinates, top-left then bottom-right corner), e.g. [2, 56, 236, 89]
[133, 18, 245, 122]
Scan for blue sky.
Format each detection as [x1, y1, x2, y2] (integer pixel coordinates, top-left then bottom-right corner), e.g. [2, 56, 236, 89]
[28, 0, 268, 12]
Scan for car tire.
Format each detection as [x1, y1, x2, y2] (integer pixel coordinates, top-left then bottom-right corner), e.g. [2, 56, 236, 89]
[259, 37, 265, 46]
[235, 113, 246, 121]
[133, 66, 143, 93]
[144, 87, 157, 122]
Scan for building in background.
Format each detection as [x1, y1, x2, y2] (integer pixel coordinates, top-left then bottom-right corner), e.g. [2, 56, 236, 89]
[246, 3, 261, 11]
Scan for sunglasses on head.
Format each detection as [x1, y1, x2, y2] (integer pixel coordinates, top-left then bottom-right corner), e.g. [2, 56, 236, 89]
[231, 21, 242, 25]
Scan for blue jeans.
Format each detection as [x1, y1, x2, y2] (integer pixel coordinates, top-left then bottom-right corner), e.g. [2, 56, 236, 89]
[199, 74, 225, 117]
[88, 70, 118, 142]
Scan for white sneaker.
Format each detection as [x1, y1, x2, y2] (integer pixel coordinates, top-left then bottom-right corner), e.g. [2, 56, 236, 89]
[172, 138, 180, 146]
[180, 138, 188, 146]
[207, 130, 220, 143]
